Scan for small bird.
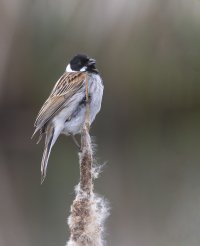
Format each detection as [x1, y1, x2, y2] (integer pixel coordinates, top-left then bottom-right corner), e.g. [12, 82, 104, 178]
[32, 54, 104, 183]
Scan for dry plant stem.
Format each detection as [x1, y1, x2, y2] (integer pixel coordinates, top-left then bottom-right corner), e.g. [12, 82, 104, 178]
[80, 74, 92, 194]
[80, 125, 93, 195]
[68, 126, 94, 245]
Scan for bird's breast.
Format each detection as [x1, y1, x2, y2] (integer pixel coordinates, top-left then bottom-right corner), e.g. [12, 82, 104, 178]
[62, 73, 103, 135]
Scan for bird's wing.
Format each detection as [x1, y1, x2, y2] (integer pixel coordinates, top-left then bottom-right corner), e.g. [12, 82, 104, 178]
[33, 72, 86, 135]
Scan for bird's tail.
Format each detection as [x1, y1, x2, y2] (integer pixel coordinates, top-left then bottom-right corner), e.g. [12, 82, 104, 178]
[41, 126, 55, 184]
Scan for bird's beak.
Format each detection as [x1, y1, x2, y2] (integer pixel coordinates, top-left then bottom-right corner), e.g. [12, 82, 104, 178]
[88, 58, 96, 65]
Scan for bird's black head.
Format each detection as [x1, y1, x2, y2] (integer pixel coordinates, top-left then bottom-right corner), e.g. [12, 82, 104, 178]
[67, 54, 98, 73]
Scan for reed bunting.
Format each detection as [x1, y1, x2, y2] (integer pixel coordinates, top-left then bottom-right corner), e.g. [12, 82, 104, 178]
[32, 54, 104, 183]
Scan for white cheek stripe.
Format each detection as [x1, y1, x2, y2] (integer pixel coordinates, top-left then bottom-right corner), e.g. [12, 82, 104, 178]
[66, 64, 75, 72]
[80, 66, 87, 72]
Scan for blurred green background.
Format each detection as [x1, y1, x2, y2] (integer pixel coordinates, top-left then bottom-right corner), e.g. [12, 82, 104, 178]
[0, 0, 200, 245]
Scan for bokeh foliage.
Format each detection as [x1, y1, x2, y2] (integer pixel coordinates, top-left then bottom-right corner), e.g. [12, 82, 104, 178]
[0, 0, 200, 245]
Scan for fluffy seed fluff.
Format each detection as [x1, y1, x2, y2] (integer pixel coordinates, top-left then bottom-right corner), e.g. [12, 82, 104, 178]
[66, 124, 109, 246]
[67, 191, 109, 246]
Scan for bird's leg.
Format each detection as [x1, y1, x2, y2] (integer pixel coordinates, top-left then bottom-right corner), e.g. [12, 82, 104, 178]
[71, 135, 81, 151]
